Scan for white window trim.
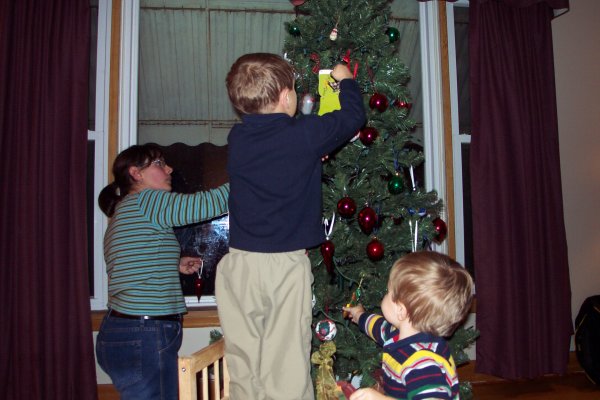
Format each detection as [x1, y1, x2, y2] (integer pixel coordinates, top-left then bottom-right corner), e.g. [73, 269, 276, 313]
[90, 0, 112, 310]
[419, 1, 448, 254]
[447, 0, 470, 266]
[119, 0, 139, 151]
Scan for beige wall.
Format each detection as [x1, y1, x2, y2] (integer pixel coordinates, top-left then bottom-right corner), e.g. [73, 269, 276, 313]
[552, 0, 600, 328]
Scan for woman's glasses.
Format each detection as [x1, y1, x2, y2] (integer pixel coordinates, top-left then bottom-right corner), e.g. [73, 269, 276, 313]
[150, 159, 166, 168]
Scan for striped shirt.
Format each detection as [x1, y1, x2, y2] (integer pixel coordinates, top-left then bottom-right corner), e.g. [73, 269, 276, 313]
[104, 185, 229, 315]
[359, 313, 460, 399]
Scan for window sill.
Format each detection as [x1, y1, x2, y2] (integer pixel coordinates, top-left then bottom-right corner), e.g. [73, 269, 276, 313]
[91, 307, 220, 331]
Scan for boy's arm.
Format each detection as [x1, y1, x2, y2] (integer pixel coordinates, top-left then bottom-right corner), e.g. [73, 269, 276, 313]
[403, 352, 454, 400]
[304, 68, 366, 156]
[344, 309, 391, 346]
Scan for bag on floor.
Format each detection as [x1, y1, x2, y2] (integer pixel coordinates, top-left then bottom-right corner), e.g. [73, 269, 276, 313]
[575, 295, 600, 385]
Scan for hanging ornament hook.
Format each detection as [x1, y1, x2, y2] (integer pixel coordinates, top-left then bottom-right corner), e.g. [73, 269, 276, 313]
[195, 259, 205, 302]
[196, 258, 204, 278]
[410, 165, 416, 191]
[323, 212, 336, 239]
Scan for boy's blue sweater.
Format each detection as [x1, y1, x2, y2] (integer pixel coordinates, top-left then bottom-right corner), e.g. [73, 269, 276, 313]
[227, 79, 366, 252]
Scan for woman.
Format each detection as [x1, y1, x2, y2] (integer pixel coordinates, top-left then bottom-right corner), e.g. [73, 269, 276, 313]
[95, 143, 229, 400]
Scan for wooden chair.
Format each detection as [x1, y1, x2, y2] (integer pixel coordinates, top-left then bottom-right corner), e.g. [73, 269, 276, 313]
[178, 338, 230, 400]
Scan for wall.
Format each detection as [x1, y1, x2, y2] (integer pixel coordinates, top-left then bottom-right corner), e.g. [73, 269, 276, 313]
[552, 0, 600, 330]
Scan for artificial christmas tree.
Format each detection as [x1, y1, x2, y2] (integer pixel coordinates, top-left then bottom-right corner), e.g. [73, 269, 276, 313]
[283, 0, 478, 398]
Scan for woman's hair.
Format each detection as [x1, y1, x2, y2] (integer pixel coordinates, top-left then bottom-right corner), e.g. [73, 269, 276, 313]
[226, 53, 295, 115]
[388, 251, 474, 337]
[98, 143, 164, 217]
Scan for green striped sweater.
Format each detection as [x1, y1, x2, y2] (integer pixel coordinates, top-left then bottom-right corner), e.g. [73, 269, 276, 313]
[104, 185, 229, 315]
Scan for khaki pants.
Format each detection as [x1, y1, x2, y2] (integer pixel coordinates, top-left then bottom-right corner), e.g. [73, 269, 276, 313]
[215, 248, 315, 400]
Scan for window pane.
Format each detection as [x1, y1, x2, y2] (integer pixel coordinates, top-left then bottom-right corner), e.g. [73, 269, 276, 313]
[454, 6, 470, 135]
[87, 140, 96, 296]
[461, 142, 474, 277]
[89, 0, 98, 131]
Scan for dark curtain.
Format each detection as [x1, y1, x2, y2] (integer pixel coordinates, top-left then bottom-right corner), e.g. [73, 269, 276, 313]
[469, 0, 572, 378]
[0, 1, 97, 399]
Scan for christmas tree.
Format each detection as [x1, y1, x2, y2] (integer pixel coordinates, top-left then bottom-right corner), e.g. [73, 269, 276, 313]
[283, 0, 478, 398]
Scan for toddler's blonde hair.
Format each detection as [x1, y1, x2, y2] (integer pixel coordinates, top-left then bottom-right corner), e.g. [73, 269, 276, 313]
[388, 251, 474, 337]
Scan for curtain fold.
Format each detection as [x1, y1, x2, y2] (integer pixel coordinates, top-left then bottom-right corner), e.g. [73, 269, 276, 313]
[0, 1, 97, 399]
[469, 0, 572, 378]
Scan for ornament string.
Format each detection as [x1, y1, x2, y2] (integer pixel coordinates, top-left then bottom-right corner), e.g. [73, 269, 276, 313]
[408, 214, 419, 253]
[196, 259, 204, 279]
[409, 219, 413, 251]
[342, 49, 359, 79]
[195, 259, 204, 302]
[414, 219, 419, 252]
[367, 66, 376, 93]
[310, 53, 321, 74]
[373, 203, 381, 235]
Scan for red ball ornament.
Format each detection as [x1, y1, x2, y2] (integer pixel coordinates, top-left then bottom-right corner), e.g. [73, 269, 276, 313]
[432, 217, 448, 243]
[359, 127, 379, 146]
[320, 239, 335, 275]
[394, 100, 412, 110]
[366, 238, 385, 261]
[337, 196, 357, 218]
[195, 275, 203, 302]
[315, 319, 337, 341]
[358, 206, 377, 234]
[290, 0, 306, 5]
[369, 93, 389, 112]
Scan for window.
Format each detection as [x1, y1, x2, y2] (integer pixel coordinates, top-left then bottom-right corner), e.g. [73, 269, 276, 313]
[91, 0, 450, 309]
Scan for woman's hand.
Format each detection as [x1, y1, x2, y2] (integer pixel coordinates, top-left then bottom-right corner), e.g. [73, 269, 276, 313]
[179, 256, 202, 275]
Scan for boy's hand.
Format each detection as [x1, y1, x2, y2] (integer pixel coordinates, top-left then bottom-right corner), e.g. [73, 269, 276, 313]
[349, 388, 393, 400]
[342, 304, 366, 324]
[331, 64, 353, 82]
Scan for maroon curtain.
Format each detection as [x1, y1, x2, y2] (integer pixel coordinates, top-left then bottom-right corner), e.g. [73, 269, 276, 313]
[0, 1, 97, 399]
[469, 0, 572, 378]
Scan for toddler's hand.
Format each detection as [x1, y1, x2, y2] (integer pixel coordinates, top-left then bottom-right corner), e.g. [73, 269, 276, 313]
[349, 387, 391, 400]
[331, 64, 353, 82]
[342, 304, 365, 324]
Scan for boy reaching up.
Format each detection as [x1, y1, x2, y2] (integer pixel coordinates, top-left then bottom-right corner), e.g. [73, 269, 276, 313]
[216, 53, 366, 400]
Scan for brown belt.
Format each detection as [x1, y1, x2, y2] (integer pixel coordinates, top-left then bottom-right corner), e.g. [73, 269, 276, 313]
[108, 309, 182, 322]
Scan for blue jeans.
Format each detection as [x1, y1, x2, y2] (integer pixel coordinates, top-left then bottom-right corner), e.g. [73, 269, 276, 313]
[96, 313, 183, 400]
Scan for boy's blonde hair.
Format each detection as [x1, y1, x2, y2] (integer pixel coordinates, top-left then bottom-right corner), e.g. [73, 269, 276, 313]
[226, 53, 295, 115]
[388, 251, 474, 337]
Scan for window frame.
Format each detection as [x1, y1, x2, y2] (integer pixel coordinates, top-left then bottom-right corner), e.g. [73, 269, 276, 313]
[419, 0, 449, 255]
[446, 0, 471, 268]
[89, 0, 112, 310]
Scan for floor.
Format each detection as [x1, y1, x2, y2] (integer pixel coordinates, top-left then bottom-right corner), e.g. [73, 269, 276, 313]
[472, 373, 600, 399]
[458, 352, 600, 399]
[98, 354, 600, 400]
